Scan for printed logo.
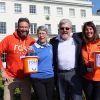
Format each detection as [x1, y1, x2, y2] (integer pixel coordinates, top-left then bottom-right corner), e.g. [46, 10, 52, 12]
[14, 44, 27, 55]
[96, 54, 100, 67]
[28, 59, 38, 72]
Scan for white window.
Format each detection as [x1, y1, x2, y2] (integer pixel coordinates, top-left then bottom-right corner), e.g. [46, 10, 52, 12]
[72, 25, 76, 33]
[14, 3, 22, 13]
[30, 23, 37, 34]
[96, 25, 100, 33]
[2, 52, 6, 62]
[69, 8, 75, 17]
[29, 5, 36, 14]
[57, 7, 63, 16]
[44, 6, 50, 15]
[0, 2, 5, 13]
[0, 22, 6, 34]
[45, 24, 51, 34]
[15, 22, 18, 31]
[81, 10, 86, 17]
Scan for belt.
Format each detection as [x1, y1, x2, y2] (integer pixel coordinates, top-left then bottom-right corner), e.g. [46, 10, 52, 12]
[58, 68, 75, 73]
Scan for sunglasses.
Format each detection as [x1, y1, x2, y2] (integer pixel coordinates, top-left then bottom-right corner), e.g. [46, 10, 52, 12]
[60, 27, 70, 30]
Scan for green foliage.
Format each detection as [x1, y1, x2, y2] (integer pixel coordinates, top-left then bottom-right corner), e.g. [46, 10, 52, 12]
[0, 75, 86, 100]
[0, 75, 4, 100]
[0, 75, 21, 100]
[0, 77, 4, 89]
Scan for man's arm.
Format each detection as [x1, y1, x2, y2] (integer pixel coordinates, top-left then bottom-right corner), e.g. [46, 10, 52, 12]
[0, 37, 10, 82]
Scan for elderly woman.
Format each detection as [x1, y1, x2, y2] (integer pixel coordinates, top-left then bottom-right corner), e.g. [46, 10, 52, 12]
[28, 25, 54, 100]
[82, 21, 100, 100]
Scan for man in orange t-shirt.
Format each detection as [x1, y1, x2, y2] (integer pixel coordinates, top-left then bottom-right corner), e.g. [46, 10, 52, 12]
[0, 18, 35, 100]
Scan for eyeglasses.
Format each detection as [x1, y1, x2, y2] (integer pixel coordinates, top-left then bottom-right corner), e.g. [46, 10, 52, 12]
[60, 27, 70, 30]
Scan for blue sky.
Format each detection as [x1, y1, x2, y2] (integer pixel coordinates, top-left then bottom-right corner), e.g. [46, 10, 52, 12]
[92, 0, 100, 14]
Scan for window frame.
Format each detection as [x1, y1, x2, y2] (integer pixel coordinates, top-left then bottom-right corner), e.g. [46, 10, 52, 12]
[44, 6, 50, 16]
[96, 25, 100, 33]
[14, 3, 22, 13]
[29, 5, 36, 14]
[45, 24, 51, 34]
[81, 9, 86, 17]
[69, 8, 75, 17]
[72, 25, 76, 33]
[57, 7, 63, 16]
[0, 22, 6, 34]
[0, 2, 6, 13]
[30, 23, 37, 34]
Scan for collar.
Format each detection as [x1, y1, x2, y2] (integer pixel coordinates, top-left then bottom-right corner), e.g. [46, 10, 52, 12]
[34, 42, 50, 48]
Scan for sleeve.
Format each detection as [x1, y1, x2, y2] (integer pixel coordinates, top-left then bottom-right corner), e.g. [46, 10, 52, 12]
[0, 37, 9, 68]
[78, 43, 87, 76]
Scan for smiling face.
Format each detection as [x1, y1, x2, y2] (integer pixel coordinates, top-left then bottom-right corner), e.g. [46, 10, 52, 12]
[82, 21, 99, 43]
[18, 21, 30, 39]
[38, 30, 48, 44]
[84, 26, 94, 41]
[59, 23, 72, 40]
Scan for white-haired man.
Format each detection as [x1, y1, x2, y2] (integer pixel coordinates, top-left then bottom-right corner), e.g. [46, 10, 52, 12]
[50, 19, 85, 100]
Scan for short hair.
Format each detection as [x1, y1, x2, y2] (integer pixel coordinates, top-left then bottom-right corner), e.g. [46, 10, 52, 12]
[58, 18, 72, 28]
[18, 17, 30, 27]
[37, 25, 48, 34]
[82, 21, 99, 43]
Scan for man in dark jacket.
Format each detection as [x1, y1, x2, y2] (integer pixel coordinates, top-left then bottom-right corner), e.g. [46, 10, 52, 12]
[50, 19, 84, 100]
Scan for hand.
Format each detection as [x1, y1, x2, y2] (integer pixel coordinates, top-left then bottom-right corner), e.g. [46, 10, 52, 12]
[1, 71, 10, 82]
[28, 46, 35, 53]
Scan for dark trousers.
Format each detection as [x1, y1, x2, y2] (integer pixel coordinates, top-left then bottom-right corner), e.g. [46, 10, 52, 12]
[83, 78, 100, 100]
[57, 70, 82, 100]
[31, 77, 54, 100]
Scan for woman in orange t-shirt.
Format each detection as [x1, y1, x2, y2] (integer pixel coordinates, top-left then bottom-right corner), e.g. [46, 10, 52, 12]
[82, 21, 100, 100]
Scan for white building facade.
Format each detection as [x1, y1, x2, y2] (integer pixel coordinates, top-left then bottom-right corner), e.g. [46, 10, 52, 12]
[0, 0, 100, 65]
[0, 0, 100, 41]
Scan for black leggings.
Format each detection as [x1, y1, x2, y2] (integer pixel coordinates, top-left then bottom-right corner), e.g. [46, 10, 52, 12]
[31, 77, 54, 100]
[83, 78, 100, 100]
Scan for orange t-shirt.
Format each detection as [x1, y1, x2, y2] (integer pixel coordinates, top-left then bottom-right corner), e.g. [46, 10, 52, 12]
[82, 40, 100, 81]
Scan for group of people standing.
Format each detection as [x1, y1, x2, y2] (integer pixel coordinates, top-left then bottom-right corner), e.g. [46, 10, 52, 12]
[0, 17, 100, 100]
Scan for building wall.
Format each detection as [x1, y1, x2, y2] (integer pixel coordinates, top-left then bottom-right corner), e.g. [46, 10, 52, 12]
[0, 0, 100, 41]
